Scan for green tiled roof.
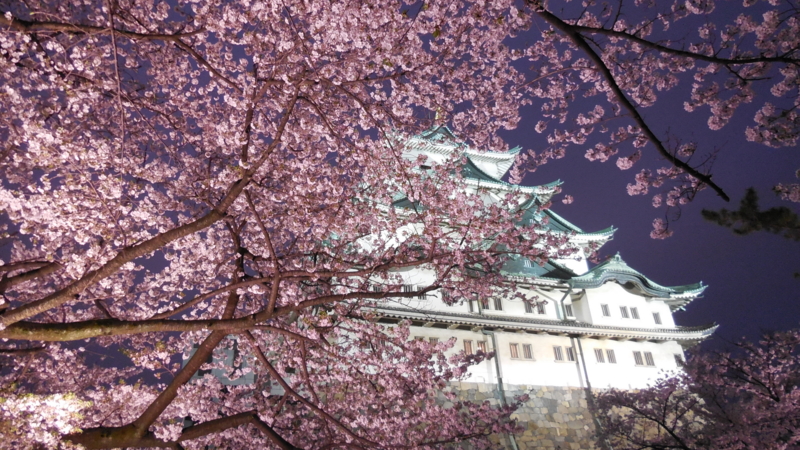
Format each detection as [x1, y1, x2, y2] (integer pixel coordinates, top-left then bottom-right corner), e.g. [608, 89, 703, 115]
[570, 253, 706, 303]
[501, 257, 577, 280]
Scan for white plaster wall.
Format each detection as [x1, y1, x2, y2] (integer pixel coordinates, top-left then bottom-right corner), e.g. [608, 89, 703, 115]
[578, 283, 676, 329]
[576, 339, 684, 389]
[554, 248, 589, 276]
[379, 267, 692, 390]
[648, 299, 676, 327]
[411, 326, 686, 390]
[380, 270, 683, 333]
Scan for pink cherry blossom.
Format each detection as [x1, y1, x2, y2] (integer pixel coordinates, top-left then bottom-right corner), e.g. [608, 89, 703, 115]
[597, 328, 800, 450]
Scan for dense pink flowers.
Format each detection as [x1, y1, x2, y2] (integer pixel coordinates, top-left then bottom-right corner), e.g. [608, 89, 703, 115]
[0, 0, 799, 446]
[597, 329, 800, 450]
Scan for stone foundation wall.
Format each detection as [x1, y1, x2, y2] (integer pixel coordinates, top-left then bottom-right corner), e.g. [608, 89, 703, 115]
[441, 382, 601, 450]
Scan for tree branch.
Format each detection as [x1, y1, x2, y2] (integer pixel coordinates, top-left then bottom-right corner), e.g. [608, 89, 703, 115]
[0, 95, 298, 327]
[569, 23, 798, 66]
[0, 15, 242, 92]
[0, 317, 257, 341]
[243, 331, 378, 448]
[533, 6, 730, 202]
[0, 261, 62, 293]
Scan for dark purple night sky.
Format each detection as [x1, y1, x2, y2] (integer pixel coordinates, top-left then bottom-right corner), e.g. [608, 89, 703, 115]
[501, 86, 800, 348]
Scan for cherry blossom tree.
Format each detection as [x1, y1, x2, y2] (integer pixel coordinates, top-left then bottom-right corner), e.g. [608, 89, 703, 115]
[0, 0, 555, 448]
[595, 329, 800, 450]
[510, 0, 800, 237]
[2, 0, 799, 447]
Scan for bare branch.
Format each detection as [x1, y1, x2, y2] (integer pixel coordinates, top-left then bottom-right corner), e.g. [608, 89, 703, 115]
[534, 6, 731, 202]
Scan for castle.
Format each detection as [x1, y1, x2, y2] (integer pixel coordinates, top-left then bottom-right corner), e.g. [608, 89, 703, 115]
[371, 126, 716, 391]
[184, 126, 717, 449]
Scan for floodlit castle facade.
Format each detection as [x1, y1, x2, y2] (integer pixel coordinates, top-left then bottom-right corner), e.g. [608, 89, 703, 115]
[372, 126, 716, 391]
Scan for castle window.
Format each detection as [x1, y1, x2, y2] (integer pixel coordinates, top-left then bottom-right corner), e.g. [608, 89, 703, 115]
[536, 302, 546, 314]
[414, 336, 424, 341]
[601, 304, 610, 317]
[477, 341, 487, 353]
[523, 344, 533, 360]
[594, 348, 605, 363]
[493, 298, 503, 311]
[468, 299, 477, 313]
[429, 337, 439, 344]
[674, 354, 683, 366]
[644, 352, 655, 367]
[630, 307, 640, 319]
[633, 351, 644, 366]
[524, 301, 533, 313]
[510, 343, 520, 359]
[553, 346, 564, 361]
[620, 306, 630, 318]
[464, 340, 474, 355]
[606, 349, 617, 364]
[403, 284, 426, 299]
[564, 304, 574, 317]
[566, 347, 576, 362]
[653, 312, 662, 325]
[481, 297, 490, 310]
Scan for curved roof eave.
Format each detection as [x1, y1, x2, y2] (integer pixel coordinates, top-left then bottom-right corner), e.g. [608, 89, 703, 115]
[571, 253, 707, 299]
[569, 226, 617, 243]
[373, 305, 718, 342]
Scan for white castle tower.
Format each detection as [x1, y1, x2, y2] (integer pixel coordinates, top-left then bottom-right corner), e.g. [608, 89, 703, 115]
[372, 126, 716, 391]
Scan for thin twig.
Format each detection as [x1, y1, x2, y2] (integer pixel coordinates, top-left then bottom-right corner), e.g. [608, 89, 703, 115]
[105, 0, 126, 155]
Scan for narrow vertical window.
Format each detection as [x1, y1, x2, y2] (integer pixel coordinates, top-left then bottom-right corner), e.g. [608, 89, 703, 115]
[564, 304, 574, 317]
[524, 301, 533, 313]
[536, 302, 546, 314]
[620, 306, 630, 318]
[523, 344, 533, 360]
[464, 340, 473, 355]
[601, 304, 610, 317]
[653, 312, 662, 325]
[566, 347, 576, 362]
[429, 337, 439, 344]
[509, 343, 519, 359]
[644, 352, 655, 367]
[630, 307, 639, 319]
[594, 348, 605, 363]
[493, 298, 503, 311]
[553, 346, 564, 361]
[674, 354, 683, 366]
[477, 341, 487, 353]
[468, 299, 476, 313]
[606, 349, 617, 364]
[633, 351, 644, 366]
[481, 298, 490, 310]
